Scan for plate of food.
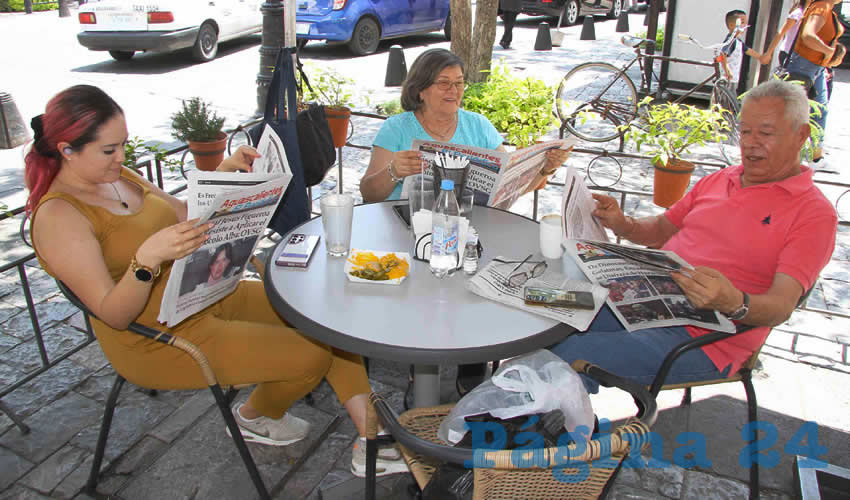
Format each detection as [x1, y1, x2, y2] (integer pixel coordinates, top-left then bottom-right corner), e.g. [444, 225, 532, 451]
[345, 250, 411, 285]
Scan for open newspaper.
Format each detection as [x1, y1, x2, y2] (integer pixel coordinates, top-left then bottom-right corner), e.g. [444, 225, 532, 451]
[158, 125, 292, 327]
[559, 171, 734, 332]
[565, 239, 736, 333]
[466, 256, 609, 331]
[401, 138, 577, 210]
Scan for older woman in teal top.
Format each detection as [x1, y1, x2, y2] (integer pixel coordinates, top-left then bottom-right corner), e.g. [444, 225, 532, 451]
[360, 48, 566, 203]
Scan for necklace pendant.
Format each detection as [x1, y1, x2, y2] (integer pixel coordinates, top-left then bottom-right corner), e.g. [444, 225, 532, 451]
[120, 201, 129, 209]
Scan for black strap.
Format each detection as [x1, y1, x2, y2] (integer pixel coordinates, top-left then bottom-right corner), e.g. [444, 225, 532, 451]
[263, 47, 299, 123]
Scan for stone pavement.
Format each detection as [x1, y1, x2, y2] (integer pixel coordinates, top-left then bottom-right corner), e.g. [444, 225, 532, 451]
[2, 8, 850, 500]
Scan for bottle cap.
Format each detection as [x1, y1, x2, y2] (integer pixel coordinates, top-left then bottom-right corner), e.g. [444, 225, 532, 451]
[440, 179, 455, 190]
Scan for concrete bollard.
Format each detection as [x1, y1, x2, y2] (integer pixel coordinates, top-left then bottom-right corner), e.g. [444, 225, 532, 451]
[616, 11, 630, 33]
[384, 45, 407, 87]
[534, 22, 553, 51]
[0, 92, 31, 150]
[580, 16, 596, 41]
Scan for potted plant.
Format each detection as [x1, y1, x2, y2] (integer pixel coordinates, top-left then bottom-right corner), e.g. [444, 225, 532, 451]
[464, 62, 557, 149]
[301, 67, 355, 148]
[171, 97, 226, 171]
[623, 97, 729, 208]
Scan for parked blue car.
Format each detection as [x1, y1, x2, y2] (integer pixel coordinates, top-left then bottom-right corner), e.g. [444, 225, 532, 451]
[295, 0, 451, 56]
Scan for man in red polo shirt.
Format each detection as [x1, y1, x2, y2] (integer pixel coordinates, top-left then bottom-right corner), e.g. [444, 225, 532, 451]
[550, 79, 836, 392]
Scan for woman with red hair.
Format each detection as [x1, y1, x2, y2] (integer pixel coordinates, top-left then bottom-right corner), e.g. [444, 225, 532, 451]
[26, 85, 404, 476]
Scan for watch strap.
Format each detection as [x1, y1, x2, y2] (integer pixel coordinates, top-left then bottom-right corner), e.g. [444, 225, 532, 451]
[130, 256, 160, 282]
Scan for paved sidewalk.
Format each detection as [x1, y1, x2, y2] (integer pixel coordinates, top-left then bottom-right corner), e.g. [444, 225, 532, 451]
[1, 9, 850, 500]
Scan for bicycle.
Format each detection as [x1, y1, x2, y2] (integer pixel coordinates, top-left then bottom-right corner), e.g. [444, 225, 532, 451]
[555, 29, 743, 165]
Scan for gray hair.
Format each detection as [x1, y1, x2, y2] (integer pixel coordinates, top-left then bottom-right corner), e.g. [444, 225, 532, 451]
[400, 49, 464, 112]
[741, 79, 809, 129]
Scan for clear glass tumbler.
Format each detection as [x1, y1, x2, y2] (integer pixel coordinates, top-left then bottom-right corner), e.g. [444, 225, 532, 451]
[320, 193, 354, 257]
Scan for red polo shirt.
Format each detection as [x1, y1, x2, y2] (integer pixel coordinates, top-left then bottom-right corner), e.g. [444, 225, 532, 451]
[663, 165, 836, 375]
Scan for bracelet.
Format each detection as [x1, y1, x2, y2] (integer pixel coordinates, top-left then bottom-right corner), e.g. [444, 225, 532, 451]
[387, 160, 402, 183]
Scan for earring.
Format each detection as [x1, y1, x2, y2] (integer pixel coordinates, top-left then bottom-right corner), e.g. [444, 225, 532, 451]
[63, 147, 72, 156]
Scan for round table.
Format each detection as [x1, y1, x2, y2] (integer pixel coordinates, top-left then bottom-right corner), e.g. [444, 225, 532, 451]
[264, 201, 580, 405]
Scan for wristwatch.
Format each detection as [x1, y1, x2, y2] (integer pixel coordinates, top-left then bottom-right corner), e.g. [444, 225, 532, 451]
[130, 256, 160, 283]
[727, 292, 750, 320]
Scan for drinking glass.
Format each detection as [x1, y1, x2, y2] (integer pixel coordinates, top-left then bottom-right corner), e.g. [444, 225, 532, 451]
[539, 214, 564, 259]
[320, 193, 354, 257]
[459, 187, 474, 219]
[409, 174, 436, 217]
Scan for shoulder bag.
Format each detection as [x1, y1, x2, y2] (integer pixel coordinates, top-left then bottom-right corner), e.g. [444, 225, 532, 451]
[249, 47, 311, 236]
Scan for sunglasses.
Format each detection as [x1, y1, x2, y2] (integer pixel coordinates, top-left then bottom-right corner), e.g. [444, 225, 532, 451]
[493, 255, 547, 288]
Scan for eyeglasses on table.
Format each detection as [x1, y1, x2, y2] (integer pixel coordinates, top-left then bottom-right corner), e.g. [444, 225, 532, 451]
[492, 255, 547, 288]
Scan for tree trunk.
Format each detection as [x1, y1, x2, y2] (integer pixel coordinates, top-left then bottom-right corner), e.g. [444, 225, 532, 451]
[450, 0, 473, 73]
[468, 0, 499, 82]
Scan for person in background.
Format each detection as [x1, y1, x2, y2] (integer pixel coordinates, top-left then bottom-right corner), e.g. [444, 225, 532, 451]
[721, 10, 764, 92]
[784, 0, 844, 163]
[26, 85, 405, 478]
[498, 0, 522, 49]
[549, 80, 836, 394]
[760, 0, 811, 67]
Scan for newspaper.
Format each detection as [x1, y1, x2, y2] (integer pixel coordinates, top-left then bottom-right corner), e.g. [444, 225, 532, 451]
[564, 239, 736, 333]
[157, 125, 293, 327]
[560, 166, 609, 243]
[466, 256, 609, 331]
[400, 138, 577, 210]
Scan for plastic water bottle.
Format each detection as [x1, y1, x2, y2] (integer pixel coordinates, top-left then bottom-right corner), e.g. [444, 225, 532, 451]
[430, 179, 460, 278]
[463, 226, 479, 276]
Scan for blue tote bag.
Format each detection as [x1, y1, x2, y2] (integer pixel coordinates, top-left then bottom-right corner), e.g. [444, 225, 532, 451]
[250, 47, 311, 236]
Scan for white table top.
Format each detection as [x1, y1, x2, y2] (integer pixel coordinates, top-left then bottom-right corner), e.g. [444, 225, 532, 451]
[264, 201, 581, 365]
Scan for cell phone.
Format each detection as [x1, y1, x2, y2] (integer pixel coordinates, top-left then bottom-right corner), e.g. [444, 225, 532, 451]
[275, 233, 320, 268]
[392, 204, 411, 228]
[523, 287, 595, 309]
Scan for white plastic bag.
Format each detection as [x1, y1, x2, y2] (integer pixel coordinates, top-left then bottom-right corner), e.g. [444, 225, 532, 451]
[438, 349, 594, 445]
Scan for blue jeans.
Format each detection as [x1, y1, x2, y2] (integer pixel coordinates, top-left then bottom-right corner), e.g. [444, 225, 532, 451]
[549, 306, 730, 394]
[786, 53, 829, 144]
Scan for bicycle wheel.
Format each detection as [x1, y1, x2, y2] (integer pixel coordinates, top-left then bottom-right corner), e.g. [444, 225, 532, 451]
[710, 83, 741, 166]
[555, 62, 638, 143]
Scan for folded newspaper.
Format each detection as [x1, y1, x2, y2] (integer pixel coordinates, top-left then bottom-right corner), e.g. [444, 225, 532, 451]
[157, 125, 293, 327]
[401, 138, 577, 210]
[565, 239, 736, 333]
[466, 256, 609, 331]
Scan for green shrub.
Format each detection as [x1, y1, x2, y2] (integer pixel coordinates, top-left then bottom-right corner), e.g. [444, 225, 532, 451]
[463, 62, 556, 148]
[4, 0, 56, 12]
[376, 98, 402, 116]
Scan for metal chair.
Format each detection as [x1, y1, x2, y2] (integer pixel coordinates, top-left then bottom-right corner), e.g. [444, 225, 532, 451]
[55, 280, 271, 499]
[365, 360, 658, 500]
[648, 287, 815, 500]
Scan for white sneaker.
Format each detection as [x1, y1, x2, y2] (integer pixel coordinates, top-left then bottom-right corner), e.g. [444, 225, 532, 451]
[226, 403, 311, 446]
[350, 436, 408, 477]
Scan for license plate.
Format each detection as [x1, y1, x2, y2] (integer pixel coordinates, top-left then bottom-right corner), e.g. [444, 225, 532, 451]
[106, 12, 146, 28]
[295, 22, 310, 35]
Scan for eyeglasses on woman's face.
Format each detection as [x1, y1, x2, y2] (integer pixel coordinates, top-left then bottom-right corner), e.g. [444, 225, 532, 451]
[432, 78, 465, 92]
[492, 256, 547, 288]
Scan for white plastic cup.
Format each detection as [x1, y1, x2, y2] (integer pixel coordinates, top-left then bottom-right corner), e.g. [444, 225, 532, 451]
[320, 193, 354, 256]
[409, 174, 435, 218]
[539, 214, 564, 259]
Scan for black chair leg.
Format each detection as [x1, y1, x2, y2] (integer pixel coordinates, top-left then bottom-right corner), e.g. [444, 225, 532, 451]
[0, 399, 30, 434]
[365, 437, 378, 500]
[680, 387, 692, 407]
[211, 384, 270, 500]
[85, 375, 125, 494]
[741, 371, 759, 500]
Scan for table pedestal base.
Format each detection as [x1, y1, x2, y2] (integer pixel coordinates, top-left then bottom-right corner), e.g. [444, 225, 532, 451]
[413, 365, 440, 408]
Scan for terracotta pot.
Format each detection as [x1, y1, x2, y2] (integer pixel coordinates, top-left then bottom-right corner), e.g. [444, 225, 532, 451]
[325, 106, 351, 149]
[653, 158, 694, 208]
[188, 132, 227, 171]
